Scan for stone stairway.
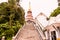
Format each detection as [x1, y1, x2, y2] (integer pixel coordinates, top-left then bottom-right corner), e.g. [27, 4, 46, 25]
[13, 21, 41, 40]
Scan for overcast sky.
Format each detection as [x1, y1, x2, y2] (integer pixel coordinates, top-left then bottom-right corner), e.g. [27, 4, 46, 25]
[0, 0, 58, 18]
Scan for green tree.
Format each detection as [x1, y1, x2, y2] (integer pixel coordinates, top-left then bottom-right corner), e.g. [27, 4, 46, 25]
[8, 0, 16, 5]
[50, 7, 60, 17]
[0, 0, 25, 40]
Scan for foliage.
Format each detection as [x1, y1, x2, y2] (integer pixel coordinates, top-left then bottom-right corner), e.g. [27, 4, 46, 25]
[0, 22, 22, 40]
[8, 0, 16, 5]
[50, 7, 60, 17]
[0, 0, 25, 40]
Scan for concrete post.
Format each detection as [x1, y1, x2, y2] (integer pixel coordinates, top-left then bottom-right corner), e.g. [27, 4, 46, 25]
[12, 36, 15, 40]
[2, 36, 5, 40]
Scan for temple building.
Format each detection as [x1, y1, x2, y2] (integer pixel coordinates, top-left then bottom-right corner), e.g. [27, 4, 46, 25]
[12, 0, 60, 40]
[12, 2, 43, 40]
[44, 14, 60, 40]
[35, 12, 60, 40]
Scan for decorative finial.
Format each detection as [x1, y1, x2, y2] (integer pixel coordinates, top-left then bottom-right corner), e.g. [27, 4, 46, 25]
[29, 1, 31, 11]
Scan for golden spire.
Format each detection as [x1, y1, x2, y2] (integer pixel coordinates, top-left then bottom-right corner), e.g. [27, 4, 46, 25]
[28, 1, 31, 11]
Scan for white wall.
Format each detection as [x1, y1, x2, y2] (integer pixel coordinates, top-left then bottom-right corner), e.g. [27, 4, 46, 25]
[36, 13, 48, 27]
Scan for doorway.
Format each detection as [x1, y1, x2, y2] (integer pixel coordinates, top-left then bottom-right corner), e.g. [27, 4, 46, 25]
[51, 31, 56, 40]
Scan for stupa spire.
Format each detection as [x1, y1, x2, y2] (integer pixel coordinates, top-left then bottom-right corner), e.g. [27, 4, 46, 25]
[25, 1, 34, 21]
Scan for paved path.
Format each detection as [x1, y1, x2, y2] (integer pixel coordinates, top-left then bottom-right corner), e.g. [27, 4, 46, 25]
[16, 22, 40, 40]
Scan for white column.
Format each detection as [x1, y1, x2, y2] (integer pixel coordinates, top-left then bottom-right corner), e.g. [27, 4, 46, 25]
[45, 30, 50, 40]
[57, 30, 60, 39]
[45, 31, 48, 40]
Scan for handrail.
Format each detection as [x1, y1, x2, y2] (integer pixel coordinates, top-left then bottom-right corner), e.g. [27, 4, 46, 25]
[35, 19, 46, 36]
[36, 20, 46, 36]
[33, 23, 43, 40]
[35, 19, 44, 29]
[37, 22, 46, 38]
[34, 19, 46, 40]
